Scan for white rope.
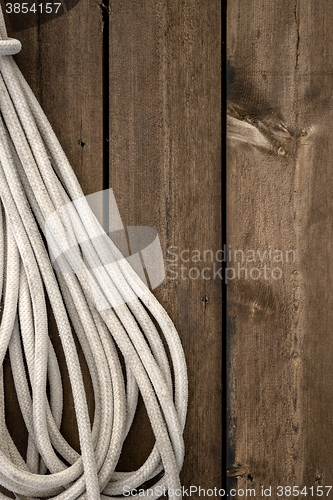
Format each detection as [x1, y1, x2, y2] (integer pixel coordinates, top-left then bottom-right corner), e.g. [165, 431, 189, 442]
[0, 8, 187, 499]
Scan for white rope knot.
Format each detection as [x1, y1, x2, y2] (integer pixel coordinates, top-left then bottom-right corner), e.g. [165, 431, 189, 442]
[0, 37, 21, 56]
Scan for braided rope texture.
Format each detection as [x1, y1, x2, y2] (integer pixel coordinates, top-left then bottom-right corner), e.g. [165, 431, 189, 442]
[0, 7, 188, 500]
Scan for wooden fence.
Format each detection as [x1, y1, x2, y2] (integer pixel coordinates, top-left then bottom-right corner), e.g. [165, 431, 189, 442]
[1, 0, 222, 496]
[227, 0, 333, 497]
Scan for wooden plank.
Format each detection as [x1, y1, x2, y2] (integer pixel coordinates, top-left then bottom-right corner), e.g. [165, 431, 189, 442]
[227, 0, 300, 491]
[296, 0, 333, 489]
[3, 0, 104, 460]
[228, 0, 333, 495]
[109, 0, 222, 489]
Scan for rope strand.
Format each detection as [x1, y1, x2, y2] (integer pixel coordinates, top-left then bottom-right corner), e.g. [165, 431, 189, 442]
[0, 8, 187, 500]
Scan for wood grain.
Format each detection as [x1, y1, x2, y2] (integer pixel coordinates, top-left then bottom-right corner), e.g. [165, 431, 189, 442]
[109, 0, 222, 489]
[228, 0, 333, 496]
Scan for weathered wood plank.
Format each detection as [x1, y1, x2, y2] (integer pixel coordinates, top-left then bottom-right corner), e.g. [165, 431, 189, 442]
[227, 0, 299, 493]
[3, 0, 104, 459]
[228, 0, 333, 495]
[109, 0, 222, 488]
[296, 0, 333, 489]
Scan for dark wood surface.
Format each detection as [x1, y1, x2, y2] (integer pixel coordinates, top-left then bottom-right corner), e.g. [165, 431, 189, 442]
[1, 0, 222, 495]
[228, 0, 333, 497]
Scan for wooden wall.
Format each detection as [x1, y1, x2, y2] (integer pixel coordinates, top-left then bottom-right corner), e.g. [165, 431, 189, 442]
[2, 0, 222, 495]
[228, 0, 333, 497]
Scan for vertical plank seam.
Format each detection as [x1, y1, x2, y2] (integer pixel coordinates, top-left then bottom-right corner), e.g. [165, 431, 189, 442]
[222, 0, 227, 491]
[161, 0, 171, 247]
[102, 0, 110, 230]
[293, 0, 304, 484]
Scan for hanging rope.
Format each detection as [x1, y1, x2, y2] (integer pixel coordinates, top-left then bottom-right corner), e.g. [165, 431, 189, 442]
[0, 7, 187, 499]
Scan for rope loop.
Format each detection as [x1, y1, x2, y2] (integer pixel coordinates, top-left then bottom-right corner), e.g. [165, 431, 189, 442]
[0, 38, 21, 56]
[0, 5, 187, 500]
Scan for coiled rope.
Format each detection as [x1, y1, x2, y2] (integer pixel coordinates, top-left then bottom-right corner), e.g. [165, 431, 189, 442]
[0, 7, 187, 500]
